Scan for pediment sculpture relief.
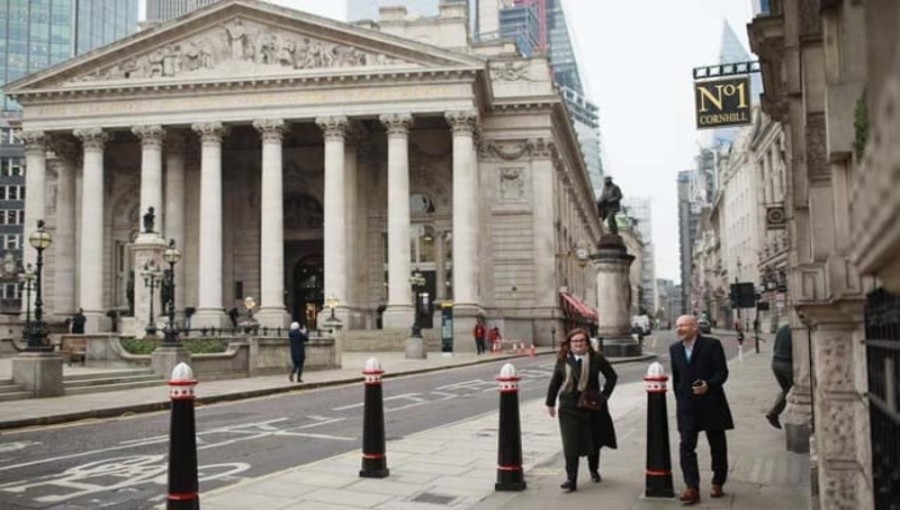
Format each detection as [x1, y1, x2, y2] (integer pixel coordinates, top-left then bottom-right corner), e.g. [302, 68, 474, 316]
[77, 18, 402, 82]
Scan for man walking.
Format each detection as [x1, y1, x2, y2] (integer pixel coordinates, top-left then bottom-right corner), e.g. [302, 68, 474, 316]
[766, 324, 793, 429]
[669, 315, 734, 505]
[473, 319, 486, 355]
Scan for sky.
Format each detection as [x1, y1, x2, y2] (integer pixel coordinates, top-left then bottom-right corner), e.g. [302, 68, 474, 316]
[138, 0, 755, 283]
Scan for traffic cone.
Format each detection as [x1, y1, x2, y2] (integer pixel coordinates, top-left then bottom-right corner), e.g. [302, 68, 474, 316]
[167, 363, 199, 510]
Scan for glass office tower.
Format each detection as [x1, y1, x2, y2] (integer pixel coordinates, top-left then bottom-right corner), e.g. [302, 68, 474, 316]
[0, 0, 138, 313]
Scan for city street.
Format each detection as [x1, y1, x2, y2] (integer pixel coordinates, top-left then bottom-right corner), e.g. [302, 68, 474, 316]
[0, 348, 661, 509]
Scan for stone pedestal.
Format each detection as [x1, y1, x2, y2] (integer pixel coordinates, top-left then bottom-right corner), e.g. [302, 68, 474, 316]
[255, 308, 289, 330]
[12, 352, 64, 397]
[381, 305, 415, 331]
[405, 336, 427, 359]
[322, 316, 344, 368]
[591, 235, 640, 358]
[151, 346, 191, 379]
[132, 233, 168, 338]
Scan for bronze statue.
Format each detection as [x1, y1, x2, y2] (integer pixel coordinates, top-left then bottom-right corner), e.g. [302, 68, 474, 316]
[597, 176, 623, 236]
[143, 207, 155, 233]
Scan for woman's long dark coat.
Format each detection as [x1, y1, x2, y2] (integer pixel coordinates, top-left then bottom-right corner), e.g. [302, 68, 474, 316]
[545, 351, 618, 458]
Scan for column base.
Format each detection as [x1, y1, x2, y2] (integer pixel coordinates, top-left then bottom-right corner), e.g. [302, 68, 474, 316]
[405, 336, 427, 359]
[451, 304, 484, 354]
[12, 352, 64, 397]
[81, 310, 109, 333]
[381, 304, 414, 331]
[151, 346, 192, 379]
[191, 309, 226, 330]
[784, 385, 813, 453]
[255, 307, 289, 330]
[599, 335, 643, 358]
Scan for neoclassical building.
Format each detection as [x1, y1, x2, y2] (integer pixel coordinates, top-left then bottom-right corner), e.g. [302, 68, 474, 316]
[6, 0, 601, 349]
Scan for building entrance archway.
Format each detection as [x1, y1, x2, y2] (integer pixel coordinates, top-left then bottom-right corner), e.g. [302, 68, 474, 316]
[292, 253, 323, 329]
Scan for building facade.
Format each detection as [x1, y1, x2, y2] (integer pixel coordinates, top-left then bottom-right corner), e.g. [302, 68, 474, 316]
[0, 0, 138, 315]
[7, 0, 601, 349]
[749, 1, 900, 507]
[622, 196, 655, 314]
[146, 0, 219, 22]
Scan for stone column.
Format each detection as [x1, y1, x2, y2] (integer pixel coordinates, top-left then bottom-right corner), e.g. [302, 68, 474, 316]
[316, 116, 351, 325]
[379, 113, 414, 330]
[48, 136, 80, 317]
[164, 132, 187, 314]
[592, 237, 639, 357]
[73, 128, 108, 331]
[253, 119, 289, 328]
[21, 131, 46, 309]
[446, 111, 481, 350]
[191, 122, 228, 329]
[133, 125, 165, 233]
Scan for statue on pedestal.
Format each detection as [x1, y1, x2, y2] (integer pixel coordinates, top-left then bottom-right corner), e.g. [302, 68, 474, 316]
[597, 176, 623, 237]
[143, 207, 156, 234]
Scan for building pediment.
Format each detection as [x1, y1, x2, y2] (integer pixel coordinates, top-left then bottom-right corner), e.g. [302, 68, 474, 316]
[6, 0, 484, 97]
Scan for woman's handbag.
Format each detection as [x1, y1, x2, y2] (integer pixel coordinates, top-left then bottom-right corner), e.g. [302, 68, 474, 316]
[577, 389, 606, 411]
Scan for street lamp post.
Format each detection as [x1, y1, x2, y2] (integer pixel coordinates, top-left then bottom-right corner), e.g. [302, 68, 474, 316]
[142, 259, 162, 337]
[162, 240, 181, 346]
[18, 263, 34, 342]
[324, 295, 338, 321]
[27, 220, 52, 351]
[409, 269, 425, 338]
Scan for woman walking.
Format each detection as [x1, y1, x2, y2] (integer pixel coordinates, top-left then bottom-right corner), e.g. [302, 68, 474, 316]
[546, 328, 618, 492]
[288, 322, 308, 383]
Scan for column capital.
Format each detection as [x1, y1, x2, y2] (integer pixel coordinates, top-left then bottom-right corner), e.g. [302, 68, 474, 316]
[74, 128, 108, 151]
[253, 118, 288, 143]
[316, 115, 349, 141]
[20, 130, 47, 156]
[445, 110, 479, 134]
[132, 124, 165, 149]
[379, 113, 413, 137]
[191, 122, 228, 145]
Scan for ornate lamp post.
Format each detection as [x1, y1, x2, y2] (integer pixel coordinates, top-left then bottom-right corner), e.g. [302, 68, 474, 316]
[162, 240, 181, 346]
[27, 220, 52, 351]
[142, 259, 162, 336]
[324, 295, 339, 320]
[409, 268, 426, 338]
[18, 263, 34, 341]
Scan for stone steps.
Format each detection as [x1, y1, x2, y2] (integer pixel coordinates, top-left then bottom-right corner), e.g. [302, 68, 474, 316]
[0, 378, 30, 402]
[62, 369, 164, 396]
[64, 379, 166, 396]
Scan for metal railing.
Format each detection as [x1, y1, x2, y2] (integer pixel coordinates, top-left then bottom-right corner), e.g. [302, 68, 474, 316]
[864, 287, 900, 509]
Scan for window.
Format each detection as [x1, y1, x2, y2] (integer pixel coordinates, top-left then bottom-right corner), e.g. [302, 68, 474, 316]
[3, 186, 24, 200]
[0, 210, 23, 225]
[2, 283, 20, 299]
[4, 235, 20, 250]
[1, 158, 25, 177]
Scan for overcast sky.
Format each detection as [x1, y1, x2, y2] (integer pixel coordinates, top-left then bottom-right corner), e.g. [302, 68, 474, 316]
[140, 0, 755, 283]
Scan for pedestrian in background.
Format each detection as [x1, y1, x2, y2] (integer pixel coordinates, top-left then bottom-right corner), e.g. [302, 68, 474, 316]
[488, 326, 502, 352]
[766, 324, 793, 429]
[670, 315, 734, 505]
[473, 319, 486, 354]
[288, 322, 307, 383]
[70, 308, 86, 334]
[546, 328, 618, 492]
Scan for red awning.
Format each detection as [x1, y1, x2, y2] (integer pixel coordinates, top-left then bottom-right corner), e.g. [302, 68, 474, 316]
[560, 292, 598, 323]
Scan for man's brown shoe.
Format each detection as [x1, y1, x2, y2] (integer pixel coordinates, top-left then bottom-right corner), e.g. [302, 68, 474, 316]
[710, 484, 725, 498]
[679, 487, 700, 506]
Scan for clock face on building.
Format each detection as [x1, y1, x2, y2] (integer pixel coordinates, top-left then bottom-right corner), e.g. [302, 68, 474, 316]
[576, 247, 589, 261]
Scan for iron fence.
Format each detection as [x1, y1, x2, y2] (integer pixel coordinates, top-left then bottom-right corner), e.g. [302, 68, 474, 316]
[864, 287, 900, 510]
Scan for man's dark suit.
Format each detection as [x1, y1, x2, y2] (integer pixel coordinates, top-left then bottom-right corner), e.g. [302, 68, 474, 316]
[669, 335, 733, 490]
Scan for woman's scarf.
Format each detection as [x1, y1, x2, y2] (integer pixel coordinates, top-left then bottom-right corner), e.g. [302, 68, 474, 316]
[561, 352, 591, 394]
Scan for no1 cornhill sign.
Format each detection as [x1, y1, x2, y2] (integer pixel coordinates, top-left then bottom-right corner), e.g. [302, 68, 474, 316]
[694, 76, 751, 129]
[692, 61, 759, 130]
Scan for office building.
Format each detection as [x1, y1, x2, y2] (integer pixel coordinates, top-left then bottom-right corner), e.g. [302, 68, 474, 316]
[145, 0, 219, 22]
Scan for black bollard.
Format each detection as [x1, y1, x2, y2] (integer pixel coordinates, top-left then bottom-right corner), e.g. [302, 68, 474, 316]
[359, 357, 389, 478]
[167, 362, 200, 509]
[495, 363, 526, 491]
[644, 361, 675, 498]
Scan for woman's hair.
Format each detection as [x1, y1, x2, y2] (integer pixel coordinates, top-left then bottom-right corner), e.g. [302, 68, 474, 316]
[290, 322, 300, 331]
[557, 328, 593, 360]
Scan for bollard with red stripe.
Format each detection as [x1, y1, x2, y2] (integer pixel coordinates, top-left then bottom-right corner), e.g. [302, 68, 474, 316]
[167, 362, 199, 510]
[644, 361, 675, 498]
[495, 363, 526, 491]
[359, 357, 389, 478]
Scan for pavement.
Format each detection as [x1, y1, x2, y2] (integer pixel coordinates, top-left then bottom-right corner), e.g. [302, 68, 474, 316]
[0, 332, 810, 510]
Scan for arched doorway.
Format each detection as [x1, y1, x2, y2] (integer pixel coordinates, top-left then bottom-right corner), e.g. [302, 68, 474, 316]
[292, 254, 323, 329]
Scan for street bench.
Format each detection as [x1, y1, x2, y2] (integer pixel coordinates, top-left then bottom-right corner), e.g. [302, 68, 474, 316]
[60, 336, 87, 366]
